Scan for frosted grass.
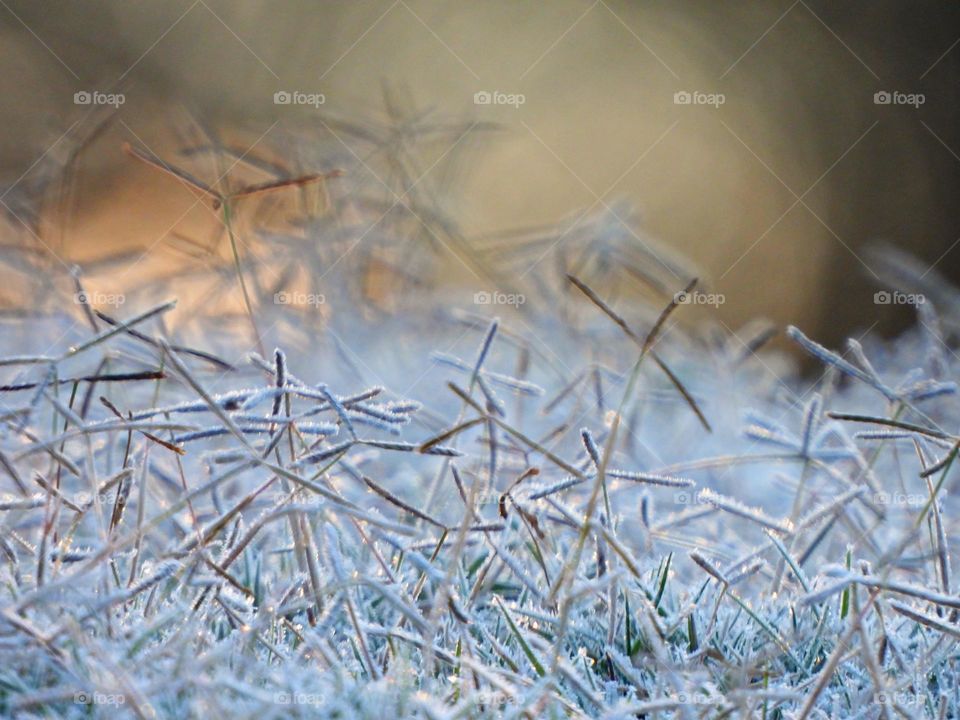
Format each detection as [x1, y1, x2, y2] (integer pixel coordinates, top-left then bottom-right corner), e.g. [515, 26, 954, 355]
[0, 119, 958, 718]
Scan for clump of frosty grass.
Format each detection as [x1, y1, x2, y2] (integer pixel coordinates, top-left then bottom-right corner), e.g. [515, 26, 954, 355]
[1, 120, 959, 718]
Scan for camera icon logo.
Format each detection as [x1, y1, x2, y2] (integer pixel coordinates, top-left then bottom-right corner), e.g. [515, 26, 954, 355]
[74, 692, 92, 705]
[274, 91, 292, 105]
[274, 291, 291, 305]
[74, 91, 92, 105]
[674, 91, 692, 105]
[673, 290, 690, 305]
[474, 91, 492, 105]
[474, 291, 491, 304]
[873, 290, 891, 304]
[873, 91, 892, 105]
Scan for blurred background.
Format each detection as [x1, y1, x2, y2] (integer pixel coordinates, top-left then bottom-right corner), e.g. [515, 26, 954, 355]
[0, 0, 958, 353]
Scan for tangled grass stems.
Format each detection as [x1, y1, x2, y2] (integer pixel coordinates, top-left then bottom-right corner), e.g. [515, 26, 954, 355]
[0, 118, 959, 718]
